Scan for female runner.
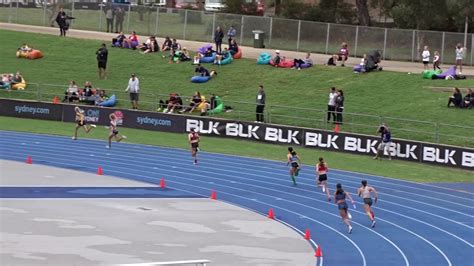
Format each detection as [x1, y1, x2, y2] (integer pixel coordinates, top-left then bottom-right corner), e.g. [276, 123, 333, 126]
[286, 147, 301, 186]
[73, 106, 96, 140]
[334, 183, 355, 234]
[316, 157, 331, 201]
[188, 128, 200, 164]
[357, 180, 378, 228]
[107, 113, 126, 149]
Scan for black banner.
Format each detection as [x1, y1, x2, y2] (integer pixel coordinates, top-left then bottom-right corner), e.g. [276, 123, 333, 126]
[0, 99, 63, 121]
[1, 99, 473, 170]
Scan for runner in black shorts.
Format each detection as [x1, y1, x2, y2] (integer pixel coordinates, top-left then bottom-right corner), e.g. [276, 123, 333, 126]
[357, 180, 378, 228]
[106, 113, 126, 149]
[73, 106, 96, 140]
[316, 157, 331, 201]
[188, 128, 200, 165]
[334, 183, 355, 234]
[286, 147, 301, 186]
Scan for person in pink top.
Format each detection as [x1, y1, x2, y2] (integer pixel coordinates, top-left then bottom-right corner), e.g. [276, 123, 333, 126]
[123, 31, 139, 49]
[338, 42, 349, 66]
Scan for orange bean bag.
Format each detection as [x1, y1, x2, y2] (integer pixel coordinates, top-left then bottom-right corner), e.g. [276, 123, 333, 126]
[27, 50, 43, 59]
[232, 47, 242, 59]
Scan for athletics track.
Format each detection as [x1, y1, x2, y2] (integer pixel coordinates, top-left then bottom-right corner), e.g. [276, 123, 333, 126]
[0, 130, 473, 266]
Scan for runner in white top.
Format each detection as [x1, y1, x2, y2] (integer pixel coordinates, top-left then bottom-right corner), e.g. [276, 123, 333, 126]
[455, 43, 465, 74]
[357, 180, 378, 228]
[106, 113, 126, 149]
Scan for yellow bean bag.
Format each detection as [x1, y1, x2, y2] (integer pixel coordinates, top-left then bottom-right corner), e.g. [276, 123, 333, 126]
[196, 96, 207, 112]
[11, 77, 27, 90]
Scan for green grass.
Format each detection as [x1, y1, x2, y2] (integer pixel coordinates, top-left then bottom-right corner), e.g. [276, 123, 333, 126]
[1, 29, 473, 147]
[1, 116, 472, 183]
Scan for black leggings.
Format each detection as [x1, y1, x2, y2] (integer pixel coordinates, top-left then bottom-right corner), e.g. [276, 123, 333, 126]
[336, 107, 344, 124]
[215, 40, 222, 53]
[59, 27, 67, 36]
[327, 105, 336, 122]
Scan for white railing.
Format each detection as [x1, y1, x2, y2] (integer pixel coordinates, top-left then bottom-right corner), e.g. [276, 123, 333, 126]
[119, 259, 211, 266]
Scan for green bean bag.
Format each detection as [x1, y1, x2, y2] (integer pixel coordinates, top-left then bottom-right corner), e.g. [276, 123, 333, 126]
[220, 55, 233, 65]
[208, 96, 224, 114]
[422, 69, 442, 79]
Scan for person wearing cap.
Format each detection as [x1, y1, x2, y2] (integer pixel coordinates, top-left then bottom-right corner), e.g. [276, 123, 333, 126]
[125, 73, 140, 110]
[273, 50, 281, 67]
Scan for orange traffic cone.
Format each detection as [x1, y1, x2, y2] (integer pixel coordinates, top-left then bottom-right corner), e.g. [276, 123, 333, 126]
[333, 124, 340, 133]
[315, 246, 322, 257]
[304, 229, 311, 240]
[210, 190, 217, 200]
[97, 166, 103, 175]
[26, 155, 32, 164]
[159, 178, 166, 188]
[268, 208, 274, 219]
[53, 96, 59, 104]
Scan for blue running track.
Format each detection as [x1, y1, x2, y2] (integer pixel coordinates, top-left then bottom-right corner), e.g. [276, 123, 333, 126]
[0, 131, 473, 266]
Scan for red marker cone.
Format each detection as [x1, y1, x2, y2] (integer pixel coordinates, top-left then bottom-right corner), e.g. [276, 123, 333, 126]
[304, 229, 311, 240]
[267, 208, 274, 219]
[97, 166, 103, 175]
[210, 190, 217, 200]
[53, 96, 59, 104]
[159, 178, 166, 188]
[333, 124, 340, 133]
[315, 246, 322, 257]
[26, 156, 32, 164]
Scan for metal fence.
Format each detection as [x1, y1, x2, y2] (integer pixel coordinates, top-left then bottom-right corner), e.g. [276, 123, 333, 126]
[1, 83, 473, 148]
[1, 1, 473, 65]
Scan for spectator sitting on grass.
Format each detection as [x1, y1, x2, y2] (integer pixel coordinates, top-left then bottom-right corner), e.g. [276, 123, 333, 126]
[0, 74, 12, 90]
[229, 39, 239, 55]
[181, 91, 203, 113]
[63, 80, 79, 102]
[159, 92, 183, 113]
[123, 31, 138, 49]
[179, 47, 191, 62]
[195, 64, 210, 76]
[142, 36, 159, 54]
[338, 42, 349, 66]
[170, 38, 181, 56]
[94, 89, 108, 105]
[214, 48, 230, 65]
[463, 88, 473, 109]
[112, 32, 126, 47]
[447, 87, 463, 108]
[273, 50, 281, 66]
[161, 36, 172, 52]
[18, 43, 32, 53]
[293, 52, 313, 70]
[327, 54, 338, 66]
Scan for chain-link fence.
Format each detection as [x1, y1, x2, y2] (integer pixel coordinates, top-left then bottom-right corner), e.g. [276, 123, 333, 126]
[1, 83, 473, 147]
[1, 2, 472, 65]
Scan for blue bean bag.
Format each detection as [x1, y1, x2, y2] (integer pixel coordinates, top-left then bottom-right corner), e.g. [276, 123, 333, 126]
[257, 53, 271, 65]
[200, 53, 216, 63]
[98, 94, 117, 107]
[191, 76, 211, 83]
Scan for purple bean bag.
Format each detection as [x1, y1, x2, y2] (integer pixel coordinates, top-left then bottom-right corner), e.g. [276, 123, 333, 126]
[123, 40, 138, 49]
[434, 66, 456, 79]
[353, 65, 366, 73]
[300, 63, 312, 69]
[198, 44, 213, 54]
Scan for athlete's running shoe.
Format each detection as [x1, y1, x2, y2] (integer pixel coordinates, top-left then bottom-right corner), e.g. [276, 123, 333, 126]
[90, 124, 97, 128]
[72, 136, 76, 140]
[348, 226, 353, 234]
[371, 220, 376, 228]
[122, 135, 127, 139]
[106, 145, 110, 149]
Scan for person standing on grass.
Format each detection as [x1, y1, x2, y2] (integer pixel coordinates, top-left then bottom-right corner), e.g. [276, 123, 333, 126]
[316, 157, 331, 201]
[125, 73, 140, 110]
[214, 26, 224, 54]
[115, 7, 125, 33]
[334, 183, 355, 234]
[255, 85, 265, 123]
[73, 106, 96, 140]
[335, 89, 344, 124]
[421, 46, 430, 71]
[55, 7, 68, 37]
[327, 87, 337, 123]
[373, 124, 392, 160]
[107, 113, 126, 149]
[433, 51, 441, 70]
[105, 7, 114, 33]
[188, 128, 200, 165]
[286, 147, 301, 186]
[455, 43, 465, 75]
[96, 43, 108, 80]
[357, 180, 378, 228]
[227, 25, 237, 46]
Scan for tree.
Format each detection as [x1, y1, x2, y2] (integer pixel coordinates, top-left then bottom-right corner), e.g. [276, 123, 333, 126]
[355, 0, 371, 26]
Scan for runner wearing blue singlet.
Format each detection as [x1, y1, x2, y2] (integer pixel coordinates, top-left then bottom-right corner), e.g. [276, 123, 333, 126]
[334, 183, 355, 234]
[357, 180, 378, 228]
[286, 147, 301, 186]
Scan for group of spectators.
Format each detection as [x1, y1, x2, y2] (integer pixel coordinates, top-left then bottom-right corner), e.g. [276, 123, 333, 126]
[422, 43, 466, 74]
[63, 80, 109, 106]
[104, 6, 126, 33]
[447, 87, 473, 109]
[0, 72, 24, 90]
[327, 87, 345, 124]
[157, 91, 224, 116]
